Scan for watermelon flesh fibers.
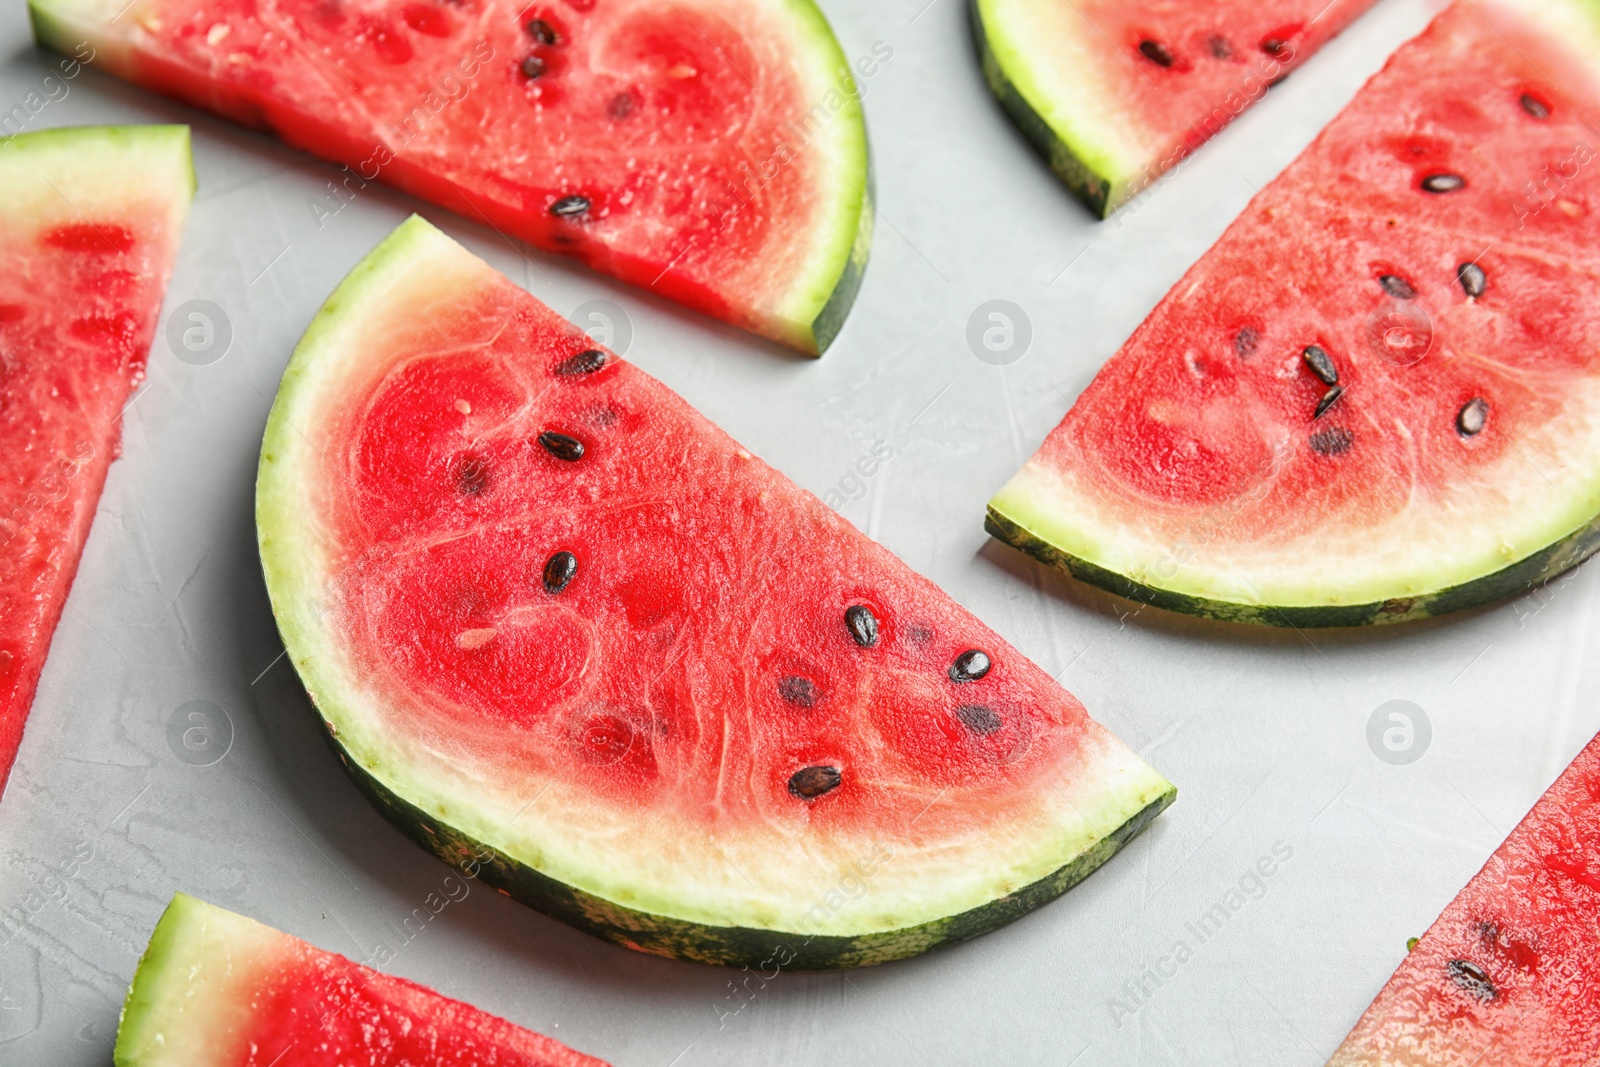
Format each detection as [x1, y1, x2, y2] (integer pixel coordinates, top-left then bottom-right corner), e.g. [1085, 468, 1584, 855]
[29, 0, 873, 353]
[989, 0, 1600, 626]
[113, 893, 609, 1066]
[0, 125, 192, 796]
[256, 216, 1174, 968]
[1328, 732, 1600, 1065]
[973, 0, 1378, 215]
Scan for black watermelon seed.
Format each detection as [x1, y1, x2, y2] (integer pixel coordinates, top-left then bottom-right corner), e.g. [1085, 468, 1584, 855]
[524, 18, 557, 44]
[845, 604, 880, 648]
[1314, 385, 1345, 420]
[539, 431, 585, 460]
[1234, 327, 1260, 358]
[1260, 37, 1288, 57]
[1448, 959, 1496, 1001]
[1302, 345, 1339, 386]
[1421, 173, 1465, 194]
[1309, 427, 1354, 456]
[1208, 35, 1234, 59]
[949, 650, 992, 683]
[1520, 92, 1550, 119]
[1457, 397, 1489, 436]
[454, 455, 489, 495]
[1379, 274, 1417, 300]
[956, 704, 1003, 736]
[1139, 39, 1175, 67]
[549, 195, 591, 218]
[520, 54, 547, 79]
[777, 675, 817, 709]
[557, 348, 607, 376]
[542, 550, 577, 594]
[788, 765, 841, 800]
[1458, 261, 1487, 299]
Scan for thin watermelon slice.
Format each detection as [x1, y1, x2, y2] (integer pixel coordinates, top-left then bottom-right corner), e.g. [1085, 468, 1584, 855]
[1327, 732, 1600, 1065]
[0, 125, 192, 797]
[29, 0, 871, 355]
[988, 0, 1600, 626]
[256, 215, 1175, 969]
[972, 0, 1378, 215]
[114, 893, 609, 1066]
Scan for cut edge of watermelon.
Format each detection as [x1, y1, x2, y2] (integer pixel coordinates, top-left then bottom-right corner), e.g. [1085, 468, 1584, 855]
[28, 0, 874, 356]
[971, 0, 1133, 216]
[257, 215, 1177, 966]
[987, 459, 1600, 628]
[114, 894, 289, 1066]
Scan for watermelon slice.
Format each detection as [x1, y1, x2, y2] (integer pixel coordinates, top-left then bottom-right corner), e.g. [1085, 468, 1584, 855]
[988, 0, 1600, 626]
[29, 0, 871, 355]
[256, 215, 1175, 969]
[971, 0, 1378, 215]
[115, 893, 609, 1066]
[1328, 732, 1600, 1065]
[0, 125, 192, 797]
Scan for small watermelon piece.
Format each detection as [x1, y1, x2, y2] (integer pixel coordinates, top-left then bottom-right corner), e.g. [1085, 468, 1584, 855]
[256, 216, 1175, 969]
[0, 125, 192, 796]
[1328, 733, 1600, 1065]
[988, 0, 1600, 626]
[972, 0, 1377, 215]
[114, 893, 609, 1066]
[29, 0, 871, 354]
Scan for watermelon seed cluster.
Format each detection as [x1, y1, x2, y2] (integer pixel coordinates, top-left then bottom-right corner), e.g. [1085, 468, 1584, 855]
[520, 16, 559, 79]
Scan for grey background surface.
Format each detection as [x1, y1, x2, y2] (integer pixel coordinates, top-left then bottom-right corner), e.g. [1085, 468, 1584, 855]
[2, 0, 1597, 1063]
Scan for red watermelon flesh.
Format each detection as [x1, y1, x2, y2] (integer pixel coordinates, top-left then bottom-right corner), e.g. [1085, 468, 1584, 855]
[114, 894, 609, 1066]
[30, 0, 872, 353]
[255, 217, 1175, 967]
[973, 0, 1379, 214]
[988, 0, 1600, 625]
[0, 126, 192, 796]
[1328, 732, 1600, 1066]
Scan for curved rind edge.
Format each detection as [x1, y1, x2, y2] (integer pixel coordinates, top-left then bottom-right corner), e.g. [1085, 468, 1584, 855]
[810, 143, 874, 355]
[970, 0, 1119, 217]
[113, 894, 200, 1066]
[986, 503, 1600, 628]
[325, 722, 1175, 970]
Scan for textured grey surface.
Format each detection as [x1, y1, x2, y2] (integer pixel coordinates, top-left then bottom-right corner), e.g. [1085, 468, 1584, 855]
[1, 0, 1598, 1063]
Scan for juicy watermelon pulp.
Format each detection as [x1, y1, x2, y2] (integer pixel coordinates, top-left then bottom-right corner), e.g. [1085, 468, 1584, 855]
[30, 0, 871, 354]
[1328, 732, 1600, 1065]
[114, 894, 609, 1066]
[989, 0, 1600, 626]
[972, 0, 1377, 215]
[256, 216, 1174, 969]
[0, 125, 192, 796]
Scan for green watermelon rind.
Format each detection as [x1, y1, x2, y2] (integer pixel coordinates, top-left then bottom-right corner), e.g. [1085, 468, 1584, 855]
[970, 0, 1133, 217]
[986, 502, 1600, 628]
[27, 0, 872, 356]
[0, 123, 195, 199]
[330, 723, 1174, 969]
[258, 215, 1176, 969]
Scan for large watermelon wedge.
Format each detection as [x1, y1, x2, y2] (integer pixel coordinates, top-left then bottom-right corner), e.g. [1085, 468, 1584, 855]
[988, 0, 1600, 627]
[29, 0, 871, 355]
[1327, 732, 1600, 1065]
[115, 893, 609, 1066]
[972, 0, 1378, 216]
[256, 216, 1175, 969]
[0, 125, 192, 797]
